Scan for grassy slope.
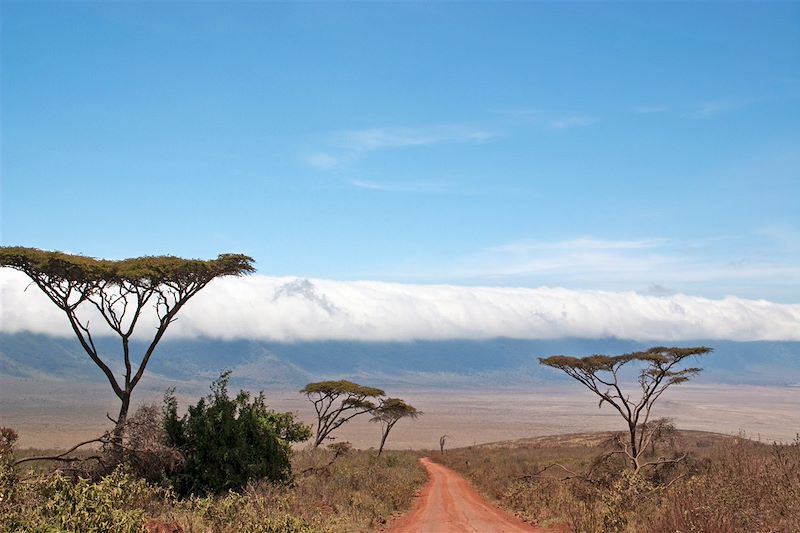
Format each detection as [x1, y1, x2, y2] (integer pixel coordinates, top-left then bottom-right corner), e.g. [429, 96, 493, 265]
[433, 430, 800, 533]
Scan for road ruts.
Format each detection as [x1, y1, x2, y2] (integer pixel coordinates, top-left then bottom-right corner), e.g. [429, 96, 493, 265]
[390, 457, 548, 533]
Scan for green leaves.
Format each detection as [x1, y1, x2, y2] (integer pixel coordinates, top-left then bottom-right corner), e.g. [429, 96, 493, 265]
[164, 372, 311, 496]
[540, 346, 712, 374]
[301, 380, 385, 398]
[0, 246, 257, 444]
[302, 380, 386, 447]
[0, 246, 255, 287]
[371, 398, 420, 423]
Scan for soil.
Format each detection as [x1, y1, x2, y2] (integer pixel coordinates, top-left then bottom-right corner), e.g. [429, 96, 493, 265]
[389, 457, 547, 533]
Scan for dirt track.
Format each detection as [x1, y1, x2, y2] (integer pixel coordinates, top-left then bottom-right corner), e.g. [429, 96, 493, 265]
[390, 457, 546, 533]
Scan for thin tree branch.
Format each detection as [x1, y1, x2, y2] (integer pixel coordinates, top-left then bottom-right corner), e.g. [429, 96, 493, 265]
[14, 436, 109, 466]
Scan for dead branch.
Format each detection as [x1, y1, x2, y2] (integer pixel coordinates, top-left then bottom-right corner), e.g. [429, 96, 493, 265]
[519, 462, 582, 481]
[13, 435, 109, 467]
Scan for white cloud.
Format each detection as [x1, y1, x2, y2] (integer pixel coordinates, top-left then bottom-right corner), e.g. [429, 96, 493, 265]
[548, 115, 596, 130]
[492, 109, 597, 131]
[306, 125, 495, 170]
[306, 152, 344, 170]
[685, 98, 747, 120]
[488, 237, 666, 254]
[347, 178, 459, 193]
[414, 236, 800, 303]
[1, 269, 798, 343]
[631, 105, 670, 114]
[340, 127, 492, 151]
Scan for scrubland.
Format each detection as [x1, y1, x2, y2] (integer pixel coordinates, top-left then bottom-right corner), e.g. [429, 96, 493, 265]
[1, 446, 425, 533]
[435, 430, 800, 533]
[4, 428, 800, 532]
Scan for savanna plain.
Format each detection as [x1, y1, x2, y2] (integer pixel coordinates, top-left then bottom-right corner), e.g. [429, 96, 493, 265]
[2, 373, 798, 533]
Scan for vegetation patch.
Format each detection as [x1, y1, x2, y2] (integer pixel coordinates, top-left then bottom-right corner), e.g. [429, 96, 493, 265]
[435, 431, 800, 533]
[2, 445, 425, 533]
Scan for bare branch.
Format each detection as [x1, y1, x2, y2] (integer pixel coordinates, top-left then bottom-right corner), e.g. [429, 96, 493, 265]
[540, 347, 711, 472]
[14, 435, 109, 466]
[0, 246, 255, 447]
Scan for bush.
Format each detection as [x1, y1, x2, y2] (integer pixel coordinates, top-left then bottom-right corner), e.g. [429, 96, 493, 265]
[177, 491, 315, 533]
[1, 445, 425, 532]
[648, 436, 800, 533]
[1, 466, 160, 533]
[0, 428, 17, 459]
[164, 371, 311, 496]
[107, 404, 185, 485]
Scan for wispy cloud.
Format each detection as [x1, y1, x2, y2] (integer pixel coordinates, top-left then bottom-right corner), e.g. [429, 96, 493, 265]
[347, 178, 460, 194]
[548, 115, 597, 130]
[631, 104, 670, 114]
[340, 127, 493, 151]
[307, 125, 495, 170]
[442, 235, 800, 301]
[685, 98, 748, 120]
[306, 152, 344, 170]
[489, 237, 667, 254]
[494, 108, 598, 131]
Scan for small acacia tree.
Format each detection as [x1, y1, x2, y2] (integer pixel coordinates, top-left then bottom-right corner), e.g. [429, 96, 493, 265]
[439, 434, 449, 455]
[0, 246, 254, 444]
[539, 346, 711, 472]
[301, 380, 384, 447]
[370, 398, 420, 456]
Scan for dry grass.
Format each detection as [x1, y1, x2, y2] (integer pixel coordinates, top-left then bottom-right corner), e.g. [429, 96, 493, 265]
[434, 430, 800, 533]
[2, 447, 426, 533]
[7, 428, 800, 532]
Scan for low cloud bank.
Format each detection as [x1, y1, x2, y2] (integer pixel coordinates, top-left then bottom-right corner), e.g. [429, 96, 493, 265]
[1, 270, 798, 342]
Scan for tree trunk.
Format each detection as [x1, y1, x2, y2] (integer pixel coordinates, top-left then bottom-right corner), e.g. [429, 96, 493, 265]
[314, 429, 326, 448]
[112, 391, 131, 451]
[628, 423, 640, 471]
[377, 428, 389, 456]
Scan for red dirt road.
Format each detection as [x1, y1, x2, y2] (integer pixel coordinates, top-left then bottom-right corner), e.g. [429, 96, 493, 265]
[390, 458, 547, 533]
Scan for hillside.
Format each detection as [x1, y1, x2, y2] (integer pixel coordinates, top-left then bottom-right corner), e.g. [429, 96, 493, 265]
[435, 429, 800, 532]
[1, 333, 799, 388]
[466, 428, 736, 451]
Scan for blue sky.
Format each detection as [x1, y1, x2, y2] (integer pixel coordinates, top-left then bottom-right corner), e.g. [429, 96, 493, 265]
[2, 2, 799, 301]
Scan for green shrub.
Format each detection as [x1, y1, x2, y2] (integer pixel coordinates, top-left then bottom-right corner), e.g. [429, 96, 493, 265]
[1, 466, 159, 533]
[164, 371, 311, 496]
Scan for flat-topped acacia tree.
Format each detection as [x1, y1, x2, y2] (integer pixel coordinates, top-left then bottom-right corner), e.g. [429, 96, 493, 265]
[0, 246, 255, 444]
[301, 380, 385, 447]
[540, 346, 712, 473]
[370, 398, 420, 456]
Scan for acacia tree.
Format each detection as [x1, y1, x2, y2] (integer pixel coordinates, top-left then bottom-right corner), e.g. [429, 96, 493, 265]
[539, 346, 711, 472]
[301, 380, 384, 447]
[370, 398, 420, 456]
[0, 246, 254, 444]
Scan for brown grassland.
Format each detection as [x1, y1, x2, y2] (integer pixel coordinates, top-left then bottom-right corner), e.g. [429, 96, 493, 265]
[434, 430, 800, 533]
[5, 428, 800, 532]
[3, 379, 799, 533]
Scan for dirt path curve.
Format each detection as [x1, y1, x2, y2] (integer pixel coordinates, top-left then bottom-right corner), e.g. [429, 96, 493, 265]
[390, 457, 547, 533]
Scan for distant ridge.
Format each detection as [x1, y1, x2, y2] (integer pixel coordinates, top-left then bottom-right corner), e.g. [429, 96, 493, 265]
[1, 333, 798, 388]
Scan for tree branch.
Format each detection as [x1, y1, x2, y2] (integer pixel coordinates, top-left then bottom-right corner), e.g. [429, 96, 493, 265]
[13, 435, 109, 466]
